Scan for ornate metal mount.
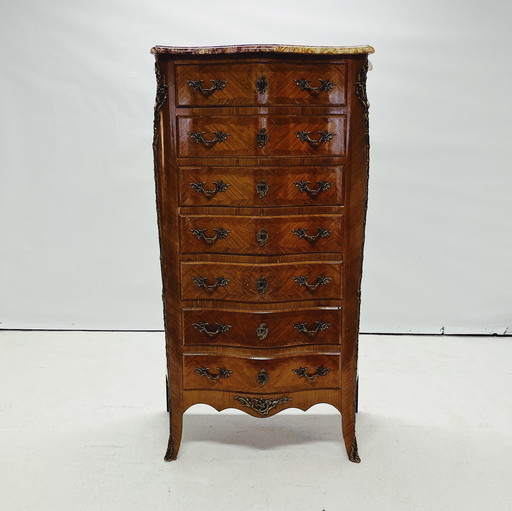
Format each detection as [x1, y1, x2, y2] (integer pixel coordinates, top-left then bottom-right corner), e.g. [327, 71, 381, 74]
[292, 227, 331, 243]
[256, 227, 269, 247]
[256, 180, 269, 199]
[164, 436, 174, 462]
[256, 276, 268, 294]
[192, 322, 232, 337]
[293, 275, 332, 290]
[234, 395, 291, 416]
[349, 438, 361, 463]
[256, 128, 268, 148]
[293, 365, 331, 381]
[256, 75, 269, 94]
[190, 180, 230, 198]
[293, 321, 331, 336]
[189, 131, 229, 147]
[257, 369, 269, 387]
[355, 65, 370, 143]
[296, 130, 335, 147]
[191, 227, 230, 245]
[192, 276, 230, 293]
[294, 180, 331, 198]
[256, 322, 268, 341]
[195, 366, 232, 381]
[294, 78, 335, 94]
[187, 79, 227, 96]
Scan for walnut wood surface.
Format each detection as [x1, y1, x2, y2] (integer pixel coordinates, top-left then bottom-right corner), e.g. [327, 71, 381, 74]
[153, 50, 371, 463]
[180, 214, 343, 255]
[182, 307, 342, 348]
[183, 353, 341, 393]
[179, 166, 344, 207]
[177, 114, 346, 157]
[175, 62, 346, 106]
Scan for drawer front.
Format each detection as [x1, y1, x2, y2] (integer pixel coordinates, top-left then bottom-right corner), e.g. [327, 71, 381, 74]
[180, 166, 344, 207]
[183, 353, 341, 393]
[180, 261, 342, 302]
[182, 307, 342, 348]
[180, 214, 343, 255]
[177, 115, 345, 157]
[175, 63, 346, 106]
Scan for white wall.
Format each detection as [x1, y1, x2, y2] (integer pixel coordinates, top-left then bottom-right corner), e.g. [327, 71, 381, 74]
[1, 0, 511, 333]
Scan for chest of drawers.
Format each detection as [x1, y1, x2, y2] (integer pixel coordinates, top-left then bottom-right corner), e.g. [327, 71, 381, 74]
[151, 44, 374, 463]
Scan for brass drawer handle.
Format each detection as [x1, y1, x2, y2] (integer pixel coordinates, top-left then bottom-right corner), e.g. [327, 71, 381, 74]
[234, 396, 291, 416]
[189, 131, 230, 147]
[192, 322, 232, 337]
[190, 180, 230, 198]
[295, 130, 335, 147]
[294, 180, 331, 198]
[293, 321, 331, 336]
[187, 79, 227, 96]
[292, 275, 332, 290]
[294, 78, 335, 94]
[195, 366, 232, 381]
[192, 276, 230, 293]
[293, 365, 331, 381]
[292, 227, 331, 242]
[191, 227, 230, 245]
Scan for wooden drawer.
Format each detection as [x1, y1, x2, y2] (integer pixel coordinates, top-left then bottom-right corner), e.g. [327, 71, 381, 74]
[180, 214, 343, 255]
[175, 62, 346, 106]
[177, 115, 346, 157]
[182, 307, 342, 348]
[183, 353, 341, 393]
[179, 166, 344, 207]
[180, 261, 342, 302]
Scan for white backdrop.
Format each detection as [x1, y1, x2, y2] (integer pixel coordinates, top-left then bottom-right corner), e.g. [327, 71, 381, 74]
[1, 0, 511, 333]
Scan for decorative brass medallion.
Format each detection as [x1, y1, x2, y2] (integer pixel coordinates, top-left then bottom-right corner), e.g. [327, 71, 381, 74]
[256, 276, 268, 294]
[234, 396, 291, 416]
[256, 75, 269, 94]
[256, 322, 269, 341]
[256, 128, 268, 148]
[257, 369, 269, 387]
[256, 227, 269, 247]
[256, 180, 269, 199]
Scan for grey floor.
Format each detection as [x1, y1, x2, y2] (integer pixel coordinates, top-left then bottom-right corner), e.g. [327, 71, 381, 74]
[1, 331, 511, 511]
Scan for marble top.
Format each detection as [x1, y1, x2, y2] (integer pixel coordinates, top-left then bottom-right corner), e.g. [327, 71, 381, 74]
[150, 44, 375, 56]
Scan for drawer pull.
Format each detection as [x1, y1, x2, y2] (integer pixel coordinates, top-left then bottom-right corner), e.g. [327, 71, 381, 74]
[256, 75, 269, 94]
[195, 366, 232, 381]
[187, 78, 227, 96]
[189, 131, 230, 147]
[293, 365, 331, 381]
[293, 321, 331, 336]
[191, 227, 230, 245]
[294, 78, 335, 94]
[257, 369, 269, 387]
[256, 180, 269, 199]
[192, 276, 230, 293]
[234, 395, 291, 416]
[292, 227, 331, 242]
[294, 180, 332, 198]
[192, 322, 232, 337]
[256, 227, 269, 247]
[256, 276, 268, 294]
[190, 180, 230, 198]
[295, 130, 335, 147]
[293, 275, 332, 290]
[256, 322, 269, 341]
[256, 128, 268, 148]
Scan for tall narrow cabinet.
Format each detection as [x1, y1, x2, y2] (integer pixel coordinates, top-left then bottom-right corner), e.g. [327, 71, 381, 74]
[151, 44, 374, 462]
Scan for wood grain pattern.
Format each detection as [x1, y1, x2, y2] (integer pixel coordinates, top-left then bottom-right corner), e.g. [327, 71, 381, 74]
[177, 115, 346, 157]
[179, 166, 344, 207]
[180, 261, 343, 302]
[175, 62, 346, 106]
[182, 307, 342, 348]
[183, 353, 341, 393]
[180, 214, 343, 255]
[153, 48, 371, 464]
